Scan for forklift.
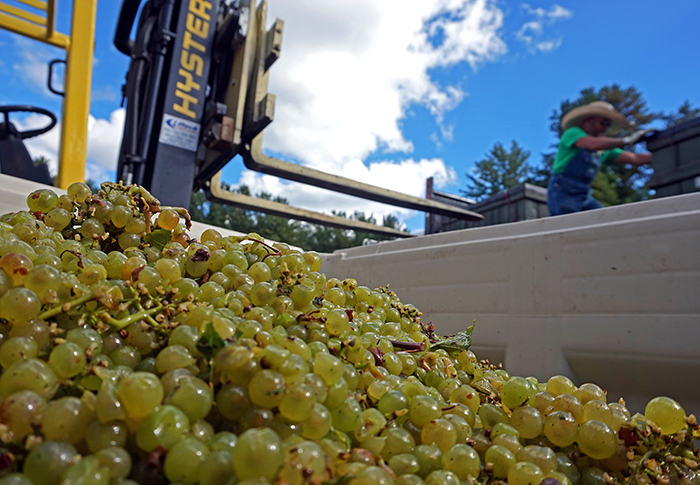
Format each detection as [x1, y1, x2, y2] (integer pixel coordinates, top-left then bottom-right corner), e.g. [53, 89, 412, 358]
[1, 0, 482, 237]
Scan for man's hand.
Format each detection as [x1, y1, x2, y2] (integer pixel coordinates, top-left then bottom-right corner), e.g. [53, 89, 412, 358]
[623, 129, 654, 146]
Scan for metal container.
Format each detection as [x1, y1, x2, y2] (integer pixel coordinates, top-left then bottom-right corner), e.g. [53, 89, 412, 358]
[647, 116, 700, 197]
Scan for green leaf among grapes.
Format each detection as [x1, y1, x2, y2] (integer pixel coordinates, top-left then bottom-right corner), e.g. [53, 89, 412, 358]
[144, 229, 172, 251]
[431, 322, 475, 354]
[197, 322, 227, 360]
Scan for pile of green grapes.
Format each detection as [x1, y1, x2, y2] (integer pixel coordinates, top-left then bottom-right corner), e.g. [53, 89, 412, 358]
[0, 181, 697, 485]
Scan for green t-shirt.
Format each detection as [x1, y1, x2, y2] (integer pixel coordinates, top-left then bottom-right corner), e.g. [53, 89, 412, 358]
[553, 126, 623, 174]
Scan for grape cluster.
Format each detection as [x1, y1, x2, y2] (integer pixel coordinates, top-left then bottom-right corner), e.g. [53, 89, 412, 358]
[0, 182, 697, 485]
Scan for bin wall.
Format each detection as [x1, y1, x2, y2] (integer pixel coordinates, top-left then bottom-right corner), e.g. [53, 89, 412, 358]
[322, 193, 700, 415]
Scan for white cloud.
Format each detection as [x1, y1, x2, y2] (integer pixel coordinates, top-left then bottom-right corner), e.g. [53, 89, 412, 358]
[516, 3, 572, 52]
[17, 109, 124, 183]
[223, 0, 506, 224]
[264, 0, 506, 170]
[11, 37, 64, 95]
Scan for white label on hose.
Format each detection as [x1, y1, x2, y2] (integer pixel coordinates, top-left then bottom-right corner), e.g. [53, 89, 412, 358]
[159, 114, 200, 152]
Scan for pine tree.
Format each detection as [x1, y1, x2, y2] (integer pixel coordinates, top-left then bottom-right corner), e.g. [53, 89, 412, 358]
[462, 141, 530, 200]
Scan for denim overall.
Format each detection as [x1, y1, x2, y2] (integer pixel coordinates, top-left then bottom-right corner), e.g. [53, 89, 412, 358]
[547, 148, 604, 216]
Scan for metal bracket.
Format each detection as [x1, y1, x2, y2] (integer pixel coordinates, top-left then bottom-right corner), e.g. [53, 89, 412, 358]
[205, 172, 414, 238]
[196, 0, 483, 234]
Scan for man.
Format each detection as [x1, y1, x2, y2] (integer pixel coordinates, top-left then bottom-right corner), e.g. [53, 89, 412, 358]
[547, 101, 652, 216]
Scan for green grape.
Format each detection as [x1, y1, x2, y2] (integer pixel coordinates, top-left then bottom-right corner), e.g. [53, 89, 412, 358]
[155, 344, 195, 373]
[136, 404, 190, 452]
[23, 441, 79, 485]
[0, 287, 41, 324]
[516, 445, 558, 473]
[249, 281, 276, 307]
[441, 444, 481, 480]
[232, 427, 283, 481]
[94, 446, 132, 482]
[198, 449, 235, 485]
[574, 383, 607, 405]
[354, 407, 387, 442]
[580, 467, 608, 485]
[9, 319, 50, 349]
[501, 376, 537, 409]
[409, 395, 442, 428]
[546, 471, 573, 485]
[582, 400, 613, 426]
[0, 473, 35, 485]
[249, 369, 286, 408]
[413, 443, 443, 479]
[556, 452, 581, 485]
[645, 396, 686, 435]
[381, 427, 416, 459]
[162, 436, 209, 484]
[533, 391, 556, 416]
[109, 345, 141, 369]
[332, 397, 362, 433]
[510, 405, 544, 439]
[478, 402, 510, 429]
[0, 390, 47, 440]
[486, 444, 517, 478]
[388, 453, 421, 476]
[27, 189, 59, 213]
[85, 419, 129, 452]
[552, 393, 583, 422]
[290, 278, 315, 306]
[118, 371, 164, 419]
[48, 341, 87, 379]
[544, 411, 578, 447]
[0, 357, 59, 399]
[0, 336, 39, 368]
[156, 257, 181, 282]
[377, 389, 409, 417]
[156, 208, 179, 230]
[279, 383, 315, 422]
[546, 375, 576, 397]
[171, 277, 200, 301]
[67, 181, 91, 202]
[576, 420, 617, 459]
[44, 208, 72, 230]
[41, 396, 92, 443]
[508, 461, 544, 485]
[165, 376, 213, 421]
[301, 403, 333, 440]
[60, 455, 110, 485]
[0, 252, 33, 286]
[79, 217, 106, 240]
[421, 418, 457, 452]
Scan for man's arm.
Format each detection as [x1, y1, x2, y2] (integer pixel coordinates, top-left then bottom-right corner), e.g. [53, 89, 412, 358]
[613, 151, 652, 166]
[574, 136, 627, 151]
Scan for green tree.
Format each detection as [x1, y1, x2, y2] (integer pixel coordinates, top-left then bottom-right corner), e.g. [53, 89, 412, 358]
[660, 100, 700, 128]
[529, 85, 699, 206]
[462, 140, 530, 200]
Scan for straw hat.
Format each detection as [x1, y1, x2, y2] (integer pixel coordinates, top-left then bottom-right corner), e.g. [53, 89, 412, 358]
[560, 101, 634, 130]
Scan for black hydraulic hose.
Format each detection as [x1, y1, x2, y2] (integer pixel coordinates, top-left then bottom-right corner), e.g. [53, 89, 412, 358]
[136, 0, 177, 180]
[121, 8, 157, 184]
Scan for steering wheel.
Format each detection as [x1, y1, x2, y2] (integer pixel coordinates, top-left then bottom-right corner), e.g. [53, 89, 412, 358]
[0, 105, 58, 140]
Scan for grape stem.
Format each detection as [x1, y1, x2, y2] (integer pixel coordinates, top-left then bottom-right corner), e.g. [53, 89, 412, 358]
[390, 340, 426, 352]
[38, 293, 97, 320]
[102, 305, 163, 330]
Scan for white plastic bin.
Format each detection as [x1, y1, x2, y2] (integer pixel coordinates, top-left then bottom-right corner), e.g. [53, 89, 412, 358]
[321, 193, 700, 415]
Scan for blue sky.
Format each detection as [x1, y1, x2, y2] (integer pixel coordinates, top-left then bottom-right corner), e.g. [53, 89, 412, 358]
[1, 0, 698, 233]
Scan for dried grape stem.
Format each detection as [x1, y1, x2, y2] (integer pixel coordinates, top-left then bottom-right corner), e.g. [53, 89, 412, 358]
[390, 340, 426, 352]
